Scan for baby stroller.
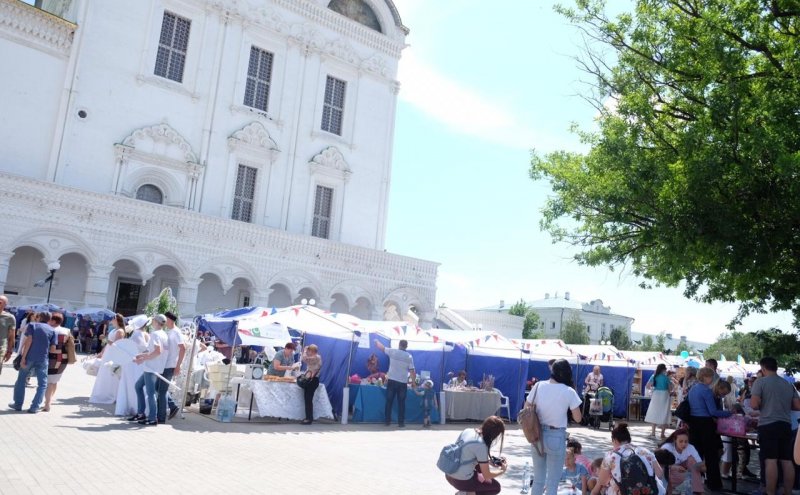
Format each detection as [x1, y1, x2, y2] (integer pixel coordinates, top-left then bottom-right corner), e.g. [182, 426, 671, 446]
[588, 386, 614, 430]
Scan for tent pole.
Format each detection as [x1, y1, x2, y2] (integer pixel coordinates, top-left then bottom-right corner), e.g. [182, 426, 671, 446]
[177, 322, 199, 420]
[341, 330, 357, 425]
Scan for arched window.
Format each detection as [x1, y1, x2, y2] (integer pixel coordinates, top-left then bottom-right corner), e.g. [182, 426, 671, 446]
[135, 184, 163, 204]
[328, 0, 382, 33]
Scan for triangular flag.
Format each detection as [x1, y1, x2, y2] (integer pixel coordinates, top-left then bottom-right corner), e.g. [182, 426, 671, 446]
[292, 307, 299, 316]
[270, 307, 277, 315]
[720, 354, 727, 361]
[261, 310, 269, 317]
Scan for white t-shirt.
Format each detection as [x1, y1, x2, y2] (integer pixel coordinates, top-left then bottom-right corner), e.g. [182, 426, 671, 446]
[143, 329, 169, 374]
[526, 381, 582, 428]
[164, 327, 184, 369]
[449, 428, 489, 481]
[384, 347, 414, 383]
[661, 442, 701, 464]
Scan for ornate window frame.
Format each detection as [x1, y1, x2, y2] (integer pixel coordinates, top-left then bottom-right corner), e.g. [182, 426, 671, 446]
[224, 122, 280, 224]
[113, 123, 202, 209]
[305, 146, 351, 241]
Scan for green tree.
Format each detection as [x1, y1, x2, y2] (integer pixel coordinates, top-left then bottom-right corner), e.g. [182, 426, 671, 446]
[754, 328, 800, 371]
[609, 327, 632, 350]
[559, 314, 590, 345]
[674, 340, 693, 355]
[508, 299, 543, 339]
[704, 331, 762, 363]
[636, 334, 655, 352]
[531, 1, 800, 328]
[654, 332, 666, 353]
[144, 287, 179, 319]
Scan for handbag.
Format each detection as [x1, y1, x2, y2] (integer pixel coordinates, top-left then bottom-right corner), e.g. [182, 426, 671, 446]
[674, 397, 691, 421]
[296, 371, 316, 389]
[12, 354, 22, 371]
[517, 383, 543, 454]
[717, 415, 747, 437]
[65, 335, 77, 365]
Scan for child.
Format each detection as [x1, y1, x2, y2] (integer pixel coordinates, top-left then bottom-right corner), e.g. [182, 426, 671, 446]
[568, 439, 593, 473]
[659, 428, 705, 495]
[653, 448, 676, 495]
[561, 447, 589, 495]
[414, 379, 438, 427]
[586, 457, 603, 494]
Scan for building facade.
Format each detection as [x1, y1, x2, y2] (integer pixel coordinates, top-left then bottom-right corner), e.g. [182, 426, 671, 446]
[476, 293, 634, 343]
[0, 0, 438, 323]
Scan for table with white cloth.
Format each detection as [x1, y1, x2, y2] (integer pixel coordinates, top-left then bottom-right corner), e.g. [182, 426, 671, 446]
[444, 389, 501, 421]
[233, 379, 334, 421]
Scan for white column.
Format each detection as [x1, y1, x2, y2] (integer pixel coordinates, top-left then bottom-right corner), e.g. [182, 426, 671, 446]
[0, 251, 13, 295]
[83, 265, 114, 307]
[177, 277, 202, 317]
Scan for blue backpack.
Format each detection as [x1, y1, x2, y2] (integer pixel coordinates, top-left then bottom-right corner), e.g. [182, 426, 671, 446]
[437, 437, 483, 474]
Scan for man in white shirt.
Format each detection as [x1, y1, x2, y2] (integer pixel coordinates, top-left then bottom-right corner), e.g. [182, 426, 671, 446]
[128, 315, 168, 426]
[374, 338, 415, 428]
[158, 311, 186, 422]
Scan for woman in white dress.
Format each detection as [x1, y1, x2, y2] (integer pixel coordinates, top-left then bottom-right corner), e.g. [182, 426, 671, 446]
[645, 364, 674, 438]
[89, 314, 126, 404]
[114, 315, 150, 416]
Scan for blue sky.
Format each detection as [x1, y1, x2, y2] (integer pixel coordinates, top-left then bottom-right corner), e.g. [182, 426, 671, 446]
[384, 0, 793, 343]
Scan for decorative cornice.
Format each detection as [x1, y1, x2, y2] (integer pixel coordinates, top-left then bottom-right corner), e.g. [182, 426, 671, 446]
[228, 121, 280, 162]
[309, 146, 352, 182]
[120, 123, 199, 164]
[0, 0, 75, 56]
[0, 172, 439, 293]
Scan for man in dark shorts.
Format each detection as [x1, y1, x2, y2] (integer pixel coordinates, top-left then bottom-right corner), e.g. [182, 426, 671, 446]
[751, 356, 800, 495]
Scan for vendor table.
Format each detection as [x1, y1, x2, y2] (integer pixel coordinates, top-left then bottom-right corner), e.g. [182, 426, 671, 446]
[444, 389, 501, 421]
[235, 379, 334, 421]
[350, 384, 440, 424]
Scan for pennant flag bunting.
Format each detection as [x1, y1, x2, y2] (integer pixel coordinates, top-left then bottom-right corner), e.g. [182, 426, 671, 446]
[270, 307, 277, 315]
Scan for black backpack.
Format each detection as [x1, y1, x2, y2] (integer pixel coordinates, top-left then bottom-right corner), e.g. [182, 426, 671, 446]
[613, 447, 659, 495]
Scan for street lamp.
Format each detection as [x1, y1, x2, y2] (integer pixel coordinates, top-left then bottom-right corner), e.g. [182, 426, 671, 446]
[45, 260, 60, 304]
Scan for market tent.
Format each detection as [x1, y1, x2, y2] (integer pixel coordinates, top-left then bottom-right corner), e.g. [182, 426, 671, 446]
[73, 307, 115, 322]
[418, 329, 528, 420]
[622, 351, 672, 391]
[466, 341, 528, 421]
[516, 339, 579, 383]
[570, 344, 637, 417]
[198, 305, 345, 347]
[717, 360, 748, 379]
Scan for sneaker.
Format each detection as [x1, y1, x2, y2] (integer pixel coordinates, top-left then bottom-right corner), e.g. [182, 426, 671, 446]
[137, 419, 157, 426]
[7, 403, 21, 412]
[168, 406, 179, 420]
[126, 414, 145, 421]
[27, 408, 39, 414]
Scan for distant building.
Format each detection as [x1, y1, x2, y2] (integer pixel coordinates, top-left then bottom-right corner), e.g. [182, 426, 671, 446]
[476, 292, 634, 343]
[629, 331, 711, 354]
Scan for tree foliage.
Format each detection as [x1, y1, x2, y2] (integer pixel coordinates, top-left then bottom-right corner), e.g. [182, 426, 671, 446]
[609, 327, 633, 350]
[144, 287, 178, 319]
[704, 331, 762, 363]
[636, 334, 656, 351]
[654, 332, 666, 352]
[508, 299, 544, 339]
[560, 314, 590, 345]
[532, 0, 800, 328]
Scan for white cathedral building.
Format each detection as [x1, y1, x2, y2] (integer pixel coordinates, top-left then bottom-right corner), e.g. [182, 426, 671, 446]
[0, 0, 438, 324]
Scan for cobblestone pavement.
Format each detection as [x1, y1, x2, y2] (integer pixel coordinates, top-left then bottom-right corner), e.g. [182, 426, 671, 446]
[0, 363, 749, 494]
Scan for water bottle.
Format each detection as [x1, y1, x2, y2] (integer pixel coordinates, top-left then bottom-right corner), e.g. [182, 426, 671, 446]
[521, 461, 531, 494]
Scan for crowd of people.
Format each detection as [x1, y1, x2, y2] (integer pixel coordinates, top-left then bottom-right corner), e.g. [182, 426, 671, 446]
[442, 355, 800, 495]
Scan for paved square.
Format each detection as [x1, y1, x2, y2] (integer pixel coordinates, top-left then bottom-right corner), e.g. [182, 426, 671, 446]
[0, 363, 731, 494]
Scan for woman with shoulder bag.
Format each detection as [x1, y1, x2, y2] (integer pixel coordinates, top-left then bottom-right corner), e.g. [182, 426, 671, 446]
[299, 344, 322, 425]
[527, 359, 583, 495]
